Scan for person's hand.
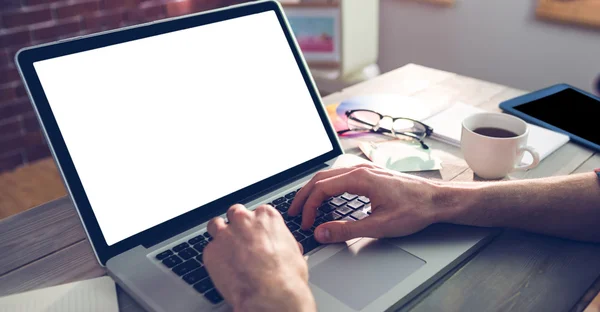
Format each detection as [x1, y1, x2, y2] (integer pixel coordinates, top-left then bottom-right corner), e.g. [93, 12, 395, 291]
[203, 204, 316, 312]
[288, 164, 446, 243]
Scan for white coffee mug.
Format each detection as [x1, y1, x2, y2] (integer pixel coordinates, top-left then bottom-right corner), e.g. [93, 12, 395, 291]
[461, 113, 540, 179]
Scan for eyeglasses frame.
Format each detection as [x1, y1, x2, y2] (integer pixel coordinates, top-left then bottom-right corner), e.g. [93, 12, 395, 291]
[336, 109, 434, 149]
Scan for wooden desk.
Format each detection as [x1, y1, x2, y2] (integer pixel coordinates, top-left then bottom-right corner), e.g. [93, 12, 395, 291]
[1, 64, 599, 311]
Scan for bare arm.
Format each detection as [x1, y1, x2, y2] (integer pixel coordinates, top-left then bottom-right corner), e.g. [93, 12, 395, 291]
[200, 170, 597, 311]
[441, 172, 600, 242]
[290, 165, 600, 244]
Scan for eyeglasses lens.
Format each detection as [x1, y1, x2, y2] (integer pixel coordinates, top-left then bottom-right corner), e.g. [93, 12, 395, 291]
[347, 111, 381, 131]
[393, 118, 427, 138]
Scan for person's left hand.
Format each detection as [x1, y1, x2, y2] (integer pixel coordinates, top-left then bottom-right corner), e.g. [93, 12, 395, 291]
[203, 204, 316, 312]
[288, 164, 444, 244]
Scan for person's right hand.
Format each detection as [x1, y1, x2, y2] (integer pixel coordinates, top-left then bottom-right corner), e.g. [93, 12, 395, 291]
[288, 164, 447, 243]
[203, 204, 315, 312]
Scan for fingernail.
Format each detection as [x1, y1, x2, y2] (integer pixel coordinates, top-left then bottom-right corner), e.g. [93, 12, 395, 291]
[316, 228, 331, 242]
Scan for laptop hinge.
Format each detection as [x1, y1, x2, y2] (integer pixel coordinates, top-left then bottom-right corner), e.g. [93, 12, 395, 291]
[142, 162, 328, 248]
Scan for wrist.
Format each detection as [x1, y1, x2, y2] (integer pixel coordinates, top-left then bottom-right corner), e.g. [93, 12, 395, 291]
[233, 277, 315, 312]
[430, 182, 480, 225]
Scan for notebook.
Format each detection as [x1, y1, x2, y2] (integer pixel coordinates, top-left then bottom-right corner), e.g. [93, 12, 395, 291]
[423, 103, 570, 164]
[0, 276, 118, 312]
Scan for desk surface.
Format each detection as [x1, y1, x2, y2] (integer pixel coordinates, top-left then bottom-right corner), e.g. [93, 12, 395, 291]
[1, 64, 599, 312]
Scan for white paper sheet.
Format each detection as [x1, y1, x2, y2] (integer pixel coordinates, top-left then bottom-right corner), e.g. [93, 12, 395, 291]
[0, 276, 118, 312]
[423, 102, 570, 163]
[423, 102, 482, 146]
[358, 140, 442, 172]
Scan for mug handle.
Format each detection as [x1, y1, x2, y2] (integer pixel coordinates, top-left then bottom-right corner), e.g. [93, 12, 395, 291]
[515, 146, 540, 171]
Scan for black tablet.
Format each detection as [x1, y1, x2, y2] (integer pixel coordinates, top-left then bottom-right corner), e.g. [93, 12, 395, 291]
[499, 84, 600, 152]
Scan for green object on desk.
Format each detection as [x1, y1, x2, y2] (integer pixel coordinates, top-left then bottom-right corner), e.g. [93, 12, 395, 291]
[358, 140, 442, 172]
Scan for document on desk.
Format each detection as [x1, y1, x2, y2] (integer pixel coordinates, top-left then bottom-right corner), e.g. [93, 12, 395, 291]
[358, 140, 442, 172]
[0, 276, 118, 312]
[423, 102, 570, 164]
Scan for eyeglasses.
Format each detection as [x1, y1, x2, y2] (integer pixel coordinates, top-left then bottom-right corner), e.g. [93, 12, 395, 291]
[337, 109, 434, 149]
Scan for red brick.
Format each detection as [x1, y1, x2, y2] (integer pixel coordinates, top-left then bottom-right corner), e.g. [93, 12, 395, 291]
[54, 1, 101, 19]
[166, 1, 195, 17]
[0, 50, 9, 70]
[103, 0, 140, 10]
[0, 151, 24, 172]
[103, 10, 127, 29]
[15, 83, 26, 97]
[0, 67, 21, 86]
[26, 130, 44, 146]
[141, 2, 166, 22]
[0, 85, 17, 102]
[1, 8, 53, 28]
[25, 142, 51, 162]
[1, 0, 22, 11]
[0, 131, 43, 154]
[82, 14, 105, 33]
[0, 98, 33, 120]
[192, 0, 226, 12]
[31, 19, 82, 42]
[22, 112, 40, 132]
[197, 0, 249, 12]
[24, 0, 65, 6]
[0, 116, 22, 139]
[83, 10, 127, 32]
[0, 29, 32, 48]
[7, 48, 21, 66]
[122, 9, 144, 25]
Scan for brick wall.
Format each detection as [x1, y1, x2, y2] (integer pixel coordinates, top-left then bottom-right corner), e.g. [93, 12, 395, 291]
[0, 0, 248, 172]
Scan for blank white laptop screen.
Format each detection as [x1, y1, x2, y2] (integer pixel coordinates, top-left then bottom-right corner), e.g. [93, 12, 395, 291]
[33, 11, 333, 246]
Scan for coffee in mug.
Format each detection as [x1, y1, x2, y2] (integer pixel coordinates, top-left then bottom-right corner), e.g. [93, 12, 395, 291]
[472, 127, 518, 138]
[461, 113, 540, 179]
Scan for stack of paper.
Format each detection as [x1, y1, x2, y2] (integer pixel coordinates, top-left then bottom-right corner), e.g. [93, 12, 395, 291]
[327, 94, 570, 164]
[423, 103, 570, 164]
[0, 276, 118, 312]
[422, 103, 482, 146]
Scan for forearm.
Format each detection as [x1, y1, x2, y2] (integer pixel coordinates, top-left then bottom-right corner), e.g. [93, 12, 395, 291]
[438, 173, 600, 242]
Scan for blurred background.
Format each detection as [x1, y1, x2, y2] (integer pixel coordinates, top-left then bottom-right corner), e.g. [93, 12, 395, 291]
[0, 0, 599, 218]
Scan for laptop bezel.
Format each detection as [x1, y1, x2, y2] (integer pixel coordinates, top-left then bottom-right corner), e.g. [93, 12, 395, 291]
[16, 0, 343, 266]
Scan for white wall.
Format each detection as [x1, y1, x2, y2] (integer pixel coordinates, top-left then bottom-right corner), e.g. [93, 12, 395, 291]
[378, 0, 600, 94]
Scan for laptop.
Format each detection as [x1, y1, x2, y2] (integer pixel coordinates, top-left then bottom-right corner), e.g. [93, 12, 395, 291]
[16, 1, 496, 311]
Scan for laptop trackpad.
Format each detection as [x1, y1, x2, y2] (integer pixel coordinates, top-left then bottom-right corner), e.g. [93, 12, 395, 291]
[309, 239, 425, 311]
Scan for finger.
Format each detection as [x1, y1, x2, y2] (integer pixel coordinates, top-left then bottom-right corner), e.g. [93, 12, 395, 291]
[297, 242, 304, 254]
[253, 204, 284, 226]
[254, 203, 278, 216]
[289, 167, 357, 216]
[301, 168, 375, 229]
[226, 204, 250, 224]
[206, 217, 227, 238]
[314, 215, 384, 243]
[289, 164, 376, 216]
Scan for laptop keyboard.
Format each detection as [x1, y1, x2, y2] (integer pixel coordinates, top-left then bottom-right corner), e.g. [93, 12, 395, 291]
[155, 233, 222, 304]
[275, 190, 371, 255]
[154, 188, 371, 305]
